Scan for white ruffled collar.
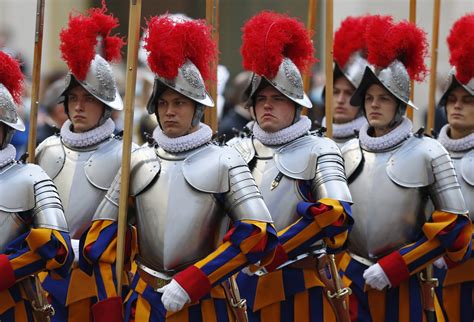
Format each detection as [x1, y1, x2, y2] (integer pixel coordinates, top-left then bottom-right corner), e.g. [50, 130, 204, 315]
[153, 123, 213, 153]
[253, 116, 312, 146]
[359, 117, 412, 151]
[438, 124, 474, 152]
[322, 116, 367, 139]
[60, 118, 115, 148]
[0, 144, 16, 168]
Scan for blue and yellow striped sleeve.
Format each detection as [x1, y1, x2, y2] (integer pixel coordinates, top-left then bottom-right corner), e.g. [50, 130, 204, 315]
[173, 219, 277, 303]
[0, 228, 72, 292]
[379, 210, 472, 287]
[263, 198, 353, 271]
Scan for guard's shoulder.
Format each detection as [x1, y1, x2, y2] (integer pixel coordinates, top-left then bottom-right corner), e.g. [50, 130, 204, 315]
[387, 136, 449, 188]
[226, 136, 255, 164]
[341, 138, 363, 179]
[274, 134, 342, 180]
[0, 163, 51, 212]
[183, 144, 248, 193]
[130, 146, 161, 196]
[35, 135, 65, 179]
[461, 149, 474, 186]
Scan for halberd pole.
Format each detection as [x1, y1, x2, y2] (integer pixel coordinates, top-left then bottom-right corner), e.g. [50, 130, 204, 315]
[116, 0, 142, 294]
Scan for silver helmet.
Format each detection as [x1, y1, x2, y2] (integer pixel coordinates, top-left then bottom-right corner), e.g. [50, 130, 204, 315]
[0, 51, 25, 149]
[350, 60, 417, 110]
[59, 4, 125, 126]
[146, 59, 214, 115]
[349, 16, 428, 114]
[247, 58, 312, 109]
[143, 14, 217, 128]
[439, 67, 474, 107]
[61, 54, 123, 111]
[241, 11, 315, 113]
[438, 14, 474, 107]
[0, 84, 25, 133]
[335, 51, 368, 89]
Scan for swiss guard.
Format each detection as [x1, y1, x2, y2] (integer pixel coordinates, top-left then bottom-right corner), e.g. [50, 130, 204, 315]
[0, 51, 72, 321]
[81, 14, 278, 322]
[324, 15, 371, 147]
[339, 15, 471, 322]
[35, 4, 135, 322]
[434, 13, 474, 322]
[231, 11, 354, 322]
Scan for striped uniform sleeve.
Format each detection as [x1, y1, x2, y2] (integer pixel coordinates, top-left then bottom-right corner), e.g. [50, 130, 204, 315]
[378, 210, 472, 287]
[173, 220, 278, 303]
[264, 198, 353, 271]
[0, 228, 72, 292]
[81, 219, 138, 322]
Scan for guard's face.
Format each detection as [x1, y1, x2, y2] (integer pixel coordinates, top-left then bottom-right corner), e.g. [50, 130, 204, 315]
[446, 86, 474, 135]
[333, 76, 358, 124]
[364, 84, 398, 132]
[254, 86, 295, 133]
[156, 88, 197, 138]
[68, 86, 105, 133]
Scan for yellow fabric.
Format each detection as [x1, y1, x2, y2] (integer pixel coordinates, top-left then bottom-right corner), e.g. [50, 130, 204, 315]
[14, 300, 27, 322]
[260, 302, 280, 322]
[315, 198, 345, 228]
[68, 297, 92, 322]
[422, 211, 458, 240]
[322, 295, 337, 322]
[398, 280, 410, 321]
[253, 270, 285, 312]
[294, 291, 310, 322]
[442, 283, 461, 322]
[238, 221, 269, 254]
[368, 289, 385, 322]
[25, 228, 51, 251]
[0, 289, 16, 314]
[135, 295, 152, 322]
[200, 299, 218, 322]
[443, 257, 474, 286]
[66, 267, 98, 305]
[282, 221, 322, 254]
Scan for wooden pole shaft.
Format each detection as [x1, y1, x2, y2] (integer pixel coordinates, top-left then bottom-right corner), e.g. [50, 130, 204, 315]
[407, 0, 416, 121]
[27, 0, 45, 163]
[303, 0, 317, 93]
[324, 0, 333, 138]
[204, 0, 219, 133]
[116, 0, 142, 295]
[426, 0, 441, 134]
[302, 0, 317, 117]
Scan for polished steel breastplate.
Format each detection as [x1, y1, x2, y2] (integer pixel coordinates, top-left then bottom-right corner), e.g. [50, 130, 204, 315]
[53, 146, 105, 238]
[135, 148, 230, 274]
[252, 147, 305, 231]
[348, 147, 426, 259]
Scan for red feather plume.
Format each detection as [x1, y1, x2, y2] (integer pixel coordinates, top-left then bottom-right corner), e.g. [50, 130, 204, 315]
[241, 11, 316, 79]
[59, 1, 123, 81]
[366, 15, 428, 81]
[0, 51, 24, 104]
[447, 14, 474, 84]
[334, 15, 373, 68]
[143, 15, 217, 81]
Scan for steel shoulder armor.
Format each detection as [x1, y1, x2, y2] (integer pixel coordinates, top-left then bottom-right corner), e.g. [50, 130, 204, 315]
[0, 163, 68, 244]
[36, 135, 130, 238]
[450, 149, 474, 218]
[182, 144, 272, 223]
[93, 145, 160, 222]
